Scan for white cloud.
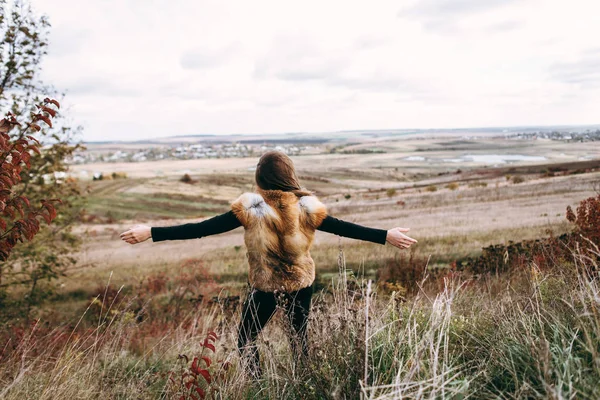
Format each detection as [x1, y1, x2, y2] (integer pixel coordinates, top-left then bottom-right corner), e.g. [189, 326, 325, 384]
[32, 0, 600, 141]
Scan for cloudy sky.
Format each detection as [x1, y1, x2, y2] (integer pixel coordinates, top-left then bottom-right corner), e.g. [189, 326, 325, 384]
[34, 0, 598, 141]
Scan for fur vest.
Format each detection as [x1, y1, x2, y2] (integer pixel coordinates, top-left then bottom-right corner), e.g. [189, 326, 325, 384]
[231, 188, 327, 292]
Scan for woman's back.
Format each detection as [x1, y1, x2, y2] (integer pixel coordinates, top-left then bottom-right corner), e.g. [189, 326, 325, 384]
[232, 188, 327, 292]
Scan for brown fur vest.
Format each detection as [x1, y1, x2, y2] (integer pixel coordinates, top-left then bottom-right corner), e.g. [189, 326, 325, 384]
[231, 188, 327, 292]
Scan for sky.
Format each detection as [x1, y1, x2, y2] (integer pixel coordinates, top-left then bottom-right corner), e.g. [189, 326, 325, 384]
[33, 0, 599, 142]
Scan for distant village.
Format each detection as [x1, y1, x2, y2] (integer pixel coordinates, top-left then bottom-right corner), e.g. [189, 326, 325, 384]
[67, 129, 600, 165]
[68, 142, 317, 164]
[504, 129, 600, 142]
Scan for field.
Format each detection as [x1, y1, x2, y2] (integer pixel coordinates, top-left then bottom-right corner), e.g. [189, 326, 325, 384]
[2, 135, 600, 399]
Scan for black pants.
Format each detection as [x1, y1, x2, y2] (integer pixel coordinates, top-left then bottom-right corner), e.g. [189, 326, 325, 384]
[237, 285, 313, 376]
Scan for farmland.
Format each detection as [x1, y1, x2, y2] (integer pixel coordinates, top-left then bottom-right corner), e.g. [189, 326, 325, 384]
[2, 133, 600, 399]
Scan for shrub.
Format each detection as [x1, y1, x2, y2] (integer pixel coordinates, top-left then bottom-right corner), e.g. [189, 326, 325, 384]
[344, 194, 352, 200]
[468, 181, 488, 188]
[445, 182, 459, 191]
[386, 188, 397, 197]
[425, 185, 437, 192]
[111, 172, 127, 179]
[511, 176, 525, 184]
[376, 252, 432, 295]
[0, 103, 61, 262]
[567, 194, 600, 244]
[181, 173, 195, 184]
[456, 194, 600, 275]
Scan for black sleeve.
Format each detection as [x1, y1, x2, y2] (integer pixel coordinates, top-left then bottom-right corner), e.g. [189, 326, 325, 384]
[317, 215, 387, 245]
[151, 210, 242, 242]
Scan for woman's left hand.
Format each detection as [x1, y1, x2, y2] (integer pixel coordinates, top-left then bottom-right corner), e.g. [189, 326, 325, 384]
[120, 224, 152, 244]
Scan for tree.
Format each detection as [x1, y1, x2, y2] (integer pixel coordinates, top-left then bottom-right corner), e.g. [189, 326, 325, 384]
[0, 103, 60, 260]
[0, 0, 84, 319]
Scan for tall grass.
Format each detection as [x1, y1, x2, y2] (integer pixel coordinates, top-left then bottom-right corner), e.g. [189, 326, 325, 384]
[1, 242, 599, 399]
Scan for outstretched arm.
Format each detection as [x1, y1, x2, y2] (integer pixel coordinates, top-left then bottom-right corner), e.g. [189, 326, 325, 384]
[120, 210, 242, 245]
[317, 215, 417, 249]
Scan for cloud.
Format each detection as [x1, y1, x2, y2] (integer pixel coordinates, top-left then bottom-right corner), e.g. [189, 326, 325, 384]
[400, 0, 520, 33]
[31, 0, 600, 141]
[253, 35, 430, 97]
[60, 76, 146, 97]
[353, 34, 392, 50]
[404, 0, 517, 17]
[485, 19, 522, 33]
[549, 48, 600, 87]
[47, 24, 90, 57]
[180, 43, 241, 69]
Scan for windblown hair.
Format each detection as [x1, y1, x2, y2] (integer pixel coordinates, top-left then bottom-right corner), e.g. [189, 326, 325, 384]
[255, 151, 312, 197]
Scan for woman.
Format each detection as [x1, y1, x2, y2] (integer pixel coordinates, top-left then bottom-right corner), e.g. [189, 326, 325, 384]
[120, 151, 417, 376]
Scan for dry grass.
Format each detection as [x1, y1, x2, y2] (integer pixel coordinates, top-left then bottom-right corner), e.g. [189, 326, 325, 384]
[3, 142, 600, 398]
[2, 243, 599, 399]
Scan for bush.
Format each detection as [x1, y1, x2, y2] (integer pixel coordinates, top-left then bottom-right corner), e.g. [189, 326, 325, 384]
[567, 194, 600, 244]
[468, 181, 488, 188]
[386, 188, 397, 197]
[425, 185, 437, 192]
[111, 172, 127, 179]
[511, 176, 525, 184]
[455, 194, 600, 275]
[445, 182, 459, 191]
[376, 252, 432, 295]
[344, 194, 352, 200]
[180, 173, 194, 184]
[0, 104, 60, 261]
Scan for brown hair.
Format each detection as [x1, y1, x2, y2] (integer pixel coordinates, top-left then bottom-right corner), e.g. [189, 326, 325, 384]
[255, 151, 311, 197]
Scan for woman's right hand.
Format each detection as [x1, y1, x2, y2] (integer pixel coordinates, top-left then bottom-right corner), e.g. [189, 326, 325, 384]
[386, 227, 417, 249]
[120, 224, 152, 244]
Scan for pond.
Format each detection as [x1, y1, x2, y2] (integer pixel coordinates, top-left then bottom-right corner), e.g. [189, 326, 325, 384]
[404, 154, 547, 164]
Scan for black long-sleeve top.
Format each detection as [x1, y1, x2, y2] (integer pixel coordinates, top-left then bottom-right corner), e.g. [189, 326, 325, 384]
[151, 211, 387, 245]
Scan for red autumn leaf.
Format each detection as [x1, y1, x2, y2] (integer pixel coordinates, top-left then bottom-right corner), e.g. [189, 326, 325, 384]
[4, 205, 15, 218]
[29, 124, 41, 132]
[178, 354, 189, 363]
[25, 135, 40, 143]
[0, 174, 13, 187]
[11, 153, 21, 166]
[195, 387, 206, 399]
[14, 202, 24, 218]
[33, 114, 52, 128]
[42, 201, 57, 219]
[202, 338, 215, 352]
[18, 196, 30, 207]
[21, 152, 31, 167]
[191, 357, 199, 373]
[201, 356, 211, 367]
[44, 98, 61, 109]
[197, 369, 211, 384]
[207, 331, 219, 341]
[39, 211, 52, 225]
[39, 105, 57, 118]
